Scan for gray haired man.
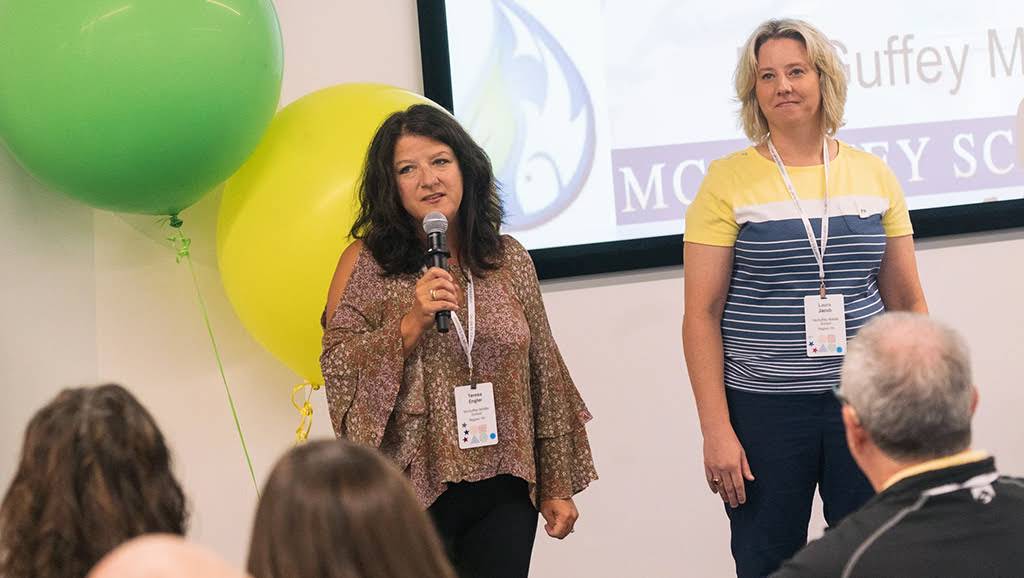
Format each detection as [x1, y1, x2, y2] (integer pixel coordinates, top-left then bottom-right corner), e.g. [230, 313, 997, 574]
[774, 312, 1024, 578]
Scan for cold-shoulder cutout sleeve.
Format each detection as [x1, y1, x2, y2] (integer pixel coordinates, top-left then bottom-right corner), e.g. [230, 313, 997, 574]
[319, 248, 425, 455]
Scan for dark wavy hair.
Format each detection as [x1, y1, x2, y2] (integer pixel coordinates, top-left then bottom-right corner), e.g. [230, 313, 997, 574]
[0, 384, 188, 578]
[350, 104, 505, 277]
[246, 439, 456, 578]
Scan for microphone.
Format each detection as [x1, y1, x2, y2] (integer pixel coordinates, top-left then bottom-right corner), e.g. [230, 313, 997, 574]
[422, 211, 451, 333]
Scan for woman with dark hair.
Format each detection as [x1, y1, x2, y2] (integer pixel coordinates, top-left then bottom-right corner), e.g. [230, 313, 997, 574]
[320, 104, 597, 578]
[247, 439, 456, 578]
[0, 384, 188, 578]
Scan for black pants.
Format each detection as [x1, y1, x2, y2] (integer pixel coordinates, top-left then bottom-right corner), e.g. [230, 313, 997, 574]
[428, 475, 539, 578]
[725, 389, 874, 578]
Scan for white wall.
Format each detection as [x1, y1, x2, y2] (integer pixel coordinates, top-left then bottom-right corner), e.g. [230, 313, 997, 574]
[0, 146, 97, 491]
[2, 2, 1023, 577]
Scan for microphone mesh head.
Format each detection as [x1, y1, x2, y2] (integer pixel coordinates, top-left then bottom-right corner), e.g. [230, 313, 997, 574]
[423, 211, 448, 235]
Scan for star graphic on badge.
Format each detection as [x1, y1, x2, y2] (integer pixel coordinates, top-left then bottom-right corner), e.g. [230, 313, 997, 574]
[462, 423, 467, 428]
[464, 430, 469, 435]
[812, 347, 818, 353]
[463, 437, 468, 442]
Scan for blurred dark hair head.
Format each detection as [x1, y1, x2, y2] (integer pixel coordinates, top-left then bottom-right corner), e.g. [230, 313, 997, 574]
[0, 384, 188, 578]
[246, 439, 456, 578]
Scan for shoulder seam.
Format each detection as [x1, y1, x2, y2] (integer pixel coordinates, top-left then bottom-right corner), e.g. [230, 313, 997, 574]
[997, 477, 1024, 489]
[841, 493, 929, 578]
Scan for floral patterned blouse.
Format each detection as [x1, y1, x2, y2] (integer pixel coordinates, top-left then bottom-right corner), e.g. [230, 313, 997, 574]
[320, 236, 597, 508]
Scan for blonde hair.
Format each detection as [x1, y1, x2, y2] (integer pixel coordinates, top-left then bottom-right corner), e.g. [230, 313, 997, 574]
[734, 19, 847, 143]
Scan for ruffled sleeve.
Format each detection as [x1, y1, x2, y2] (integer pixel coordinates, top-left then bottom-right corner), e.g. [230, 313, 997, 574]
[319, 249, 424, 453]
[504, 237, 598, 500]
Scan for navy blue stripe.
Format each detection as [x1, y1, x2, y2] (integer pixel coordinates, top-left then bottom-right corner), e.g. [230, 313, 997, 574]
[721, 213, 888, 392]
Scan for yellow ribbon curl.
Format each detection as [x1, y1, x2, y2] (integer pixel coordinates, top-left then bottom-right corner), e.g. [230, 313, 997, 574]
[291, 382, 322, 444]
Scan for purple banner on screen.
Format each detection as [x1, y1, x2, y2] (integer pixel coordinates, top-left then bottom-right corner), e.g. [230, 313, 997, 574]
[611, 115, 1021, 225]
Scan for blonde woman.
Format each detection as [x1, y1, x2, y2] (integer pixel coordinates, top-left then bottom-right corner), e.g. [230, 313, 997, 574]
[682, 19, 927, 577]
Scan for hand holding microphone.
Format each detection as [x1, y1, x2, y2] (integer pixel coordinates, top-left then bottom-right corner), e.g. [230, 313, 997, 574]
[423, 211, 453, 333]
[400, 212, 458, 355]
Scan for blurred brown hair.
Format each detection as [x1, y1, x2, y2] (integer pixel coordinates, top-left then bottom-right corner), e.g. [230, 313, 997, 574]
[0, 384, 188, 578]
[246, 439, 455, 578]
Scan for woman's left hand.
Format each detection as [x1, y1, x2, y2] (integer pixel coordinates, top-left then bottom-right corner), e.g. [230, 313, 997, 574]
[540, 497, 578, 539]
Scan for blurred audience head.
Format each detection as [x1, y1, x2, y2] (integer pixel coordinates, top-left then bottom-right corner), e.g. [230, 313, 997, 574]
[88, 534, 247, 578]
[839, 312, 976, 464]
[246, 439, 455, 578]
[0, 384, 188, 578]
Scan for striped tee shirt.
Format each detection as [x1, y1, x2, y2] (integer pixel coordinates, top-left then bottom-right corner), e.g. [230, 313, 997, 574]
[685, 142, 913, 394]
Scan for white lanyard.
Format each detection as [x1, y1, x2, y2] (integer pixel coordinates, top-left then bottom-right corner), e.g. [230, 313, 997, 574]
[450, 274, 476, 374]
[767, 136, 831, 299]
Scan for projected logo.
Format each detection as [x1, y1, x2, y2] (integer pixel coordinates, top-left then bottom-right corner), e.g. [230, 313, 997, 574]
[460, 1, 596, 231]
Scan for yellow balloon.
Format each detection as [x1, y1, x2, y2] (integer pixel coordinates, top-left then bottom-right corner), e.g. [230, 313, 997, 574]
[217, 83, 431, 383]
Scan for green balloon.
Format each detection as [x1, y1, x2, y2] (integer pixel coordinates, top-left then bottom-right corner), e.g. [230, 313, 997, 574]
[0, 0, 283, 214]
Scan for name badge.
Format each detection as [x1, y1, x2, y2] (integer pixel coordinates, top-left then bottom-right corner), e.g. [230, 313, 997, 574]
[804, 294, 847, 357]
[454, 382, 499, 449]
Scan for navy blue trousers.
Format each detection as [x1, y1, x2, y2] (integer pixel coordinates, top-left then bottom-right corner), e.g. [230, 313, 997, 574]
[725, 389, 873, 578]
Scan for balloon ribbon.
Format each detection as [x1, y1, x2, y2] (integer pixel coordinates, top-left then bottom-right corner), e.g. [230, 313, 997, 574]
[291, 382, 322, 444]
[167, 214, 260, 497]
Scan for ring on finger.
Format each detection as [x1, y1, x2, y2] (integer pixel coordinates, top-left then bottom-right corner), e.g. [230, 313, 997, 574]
[430, 289, 436, 301]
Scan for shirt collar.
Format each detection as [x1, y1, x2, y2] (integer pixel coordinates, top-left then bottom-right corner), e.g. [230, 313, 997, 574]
[881, 449, 989, 491]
